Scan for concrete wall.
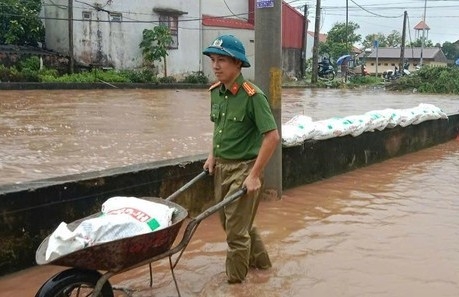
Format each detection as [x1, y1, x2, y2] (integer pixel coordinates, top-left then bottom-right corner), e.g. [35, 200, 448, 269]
[1, 114, 459, 276]
[43, 0, 202, 76]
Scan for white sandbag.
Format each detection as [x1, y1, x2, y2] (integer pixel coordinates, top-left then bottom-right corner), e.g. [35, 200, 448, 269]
[312, 117, 354, 140]
[364, 111, 389, 131]
[44, 197, 175, 262]
[343, 114, 372, 137]
[385, 109, 402, 128]
[398, 108, 422, 127]
[411, 103, 448, 124]
[282, 115, 317, 145]
[280, 103, 448, 145]
[284, 114, 313, 127]
[101, 196, 175, 231]
[282, 124, 303, 146]
[45, 214, 152, 261]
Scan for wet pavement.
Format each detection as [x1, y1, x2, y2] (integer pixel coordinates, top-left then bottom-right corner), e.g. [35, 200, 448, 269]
[0, 88, 459, 296]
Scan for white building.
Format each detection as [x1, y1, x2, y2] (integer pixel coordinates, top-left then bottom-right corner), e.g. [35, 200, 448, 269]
[42, 0, 255, 80]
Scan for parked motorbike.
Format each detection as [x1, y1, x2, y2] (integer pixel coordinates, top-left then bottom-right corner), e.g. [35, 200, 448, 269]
[318, 57, 336, 80]
[383, 62, 410, 81]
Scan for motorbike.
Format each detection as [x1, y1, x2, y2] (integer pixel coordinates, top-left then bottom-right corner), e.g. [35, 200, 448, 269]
[318, 58, 336, 80]
[383, 62, 410, 81]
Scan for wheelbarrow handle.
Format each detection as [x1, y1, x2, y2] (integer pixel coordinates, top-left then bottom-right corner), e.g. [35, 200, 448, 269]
[162, 187, 247, 261]
[166, 170, 209, 202]
[192, 187, 247, 224]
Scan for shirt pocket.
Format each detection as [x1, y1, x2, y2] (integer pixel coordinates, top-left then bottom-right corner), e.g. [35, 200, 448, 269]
[210, 104, 220, 122]
[228, 111, 245, 123]
[227, 103, 246, 123]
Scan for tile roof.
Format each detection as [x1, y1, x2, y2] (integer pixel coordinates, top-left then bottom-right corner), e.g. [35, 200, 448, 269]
[363, 47, 444, 60]
[202, 15, 254, 30]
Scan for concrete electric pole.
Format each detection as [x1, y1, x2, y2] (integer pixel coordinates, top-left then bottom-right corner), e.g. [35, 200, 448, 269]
[311, 0, 321, 83]
[68, 0, 74, 73]
[255, 0, 282, 200]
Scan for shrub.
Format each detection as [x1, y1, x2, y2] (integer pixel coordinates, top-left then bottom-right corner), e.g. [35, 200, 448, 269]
[19, 56, 41, 71]
[159, 76, 176, 83]
[120, 69, 157, 83]
[348, 75, 381, 85]
[387, 66, 459, 94]
[182, 71, 208, 84]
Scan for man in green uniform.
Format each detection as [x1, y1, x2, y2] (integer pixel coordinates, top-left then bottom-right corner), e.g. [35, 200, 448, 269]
[202, 34, 280, 284]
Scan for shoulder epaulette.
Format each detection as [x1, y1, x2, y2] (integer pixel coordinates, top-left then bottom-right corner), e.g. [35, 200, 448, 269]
[208, 81, 222, 91]
[242, 81, 257, 96]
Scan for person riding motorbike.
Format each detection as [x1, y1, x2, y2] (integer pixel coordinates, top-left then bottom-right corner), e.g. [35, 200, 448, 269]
[318, 56, 335, 80]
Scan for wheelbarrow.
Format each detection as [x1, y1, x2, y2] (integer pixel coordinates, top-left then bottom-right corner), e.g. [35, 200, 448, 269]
[34, 171, 246, 297]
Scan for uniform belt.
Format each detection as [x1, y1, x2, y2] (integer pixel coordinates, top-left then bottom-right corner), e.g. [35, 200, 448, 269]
[215, 157, 255, 164]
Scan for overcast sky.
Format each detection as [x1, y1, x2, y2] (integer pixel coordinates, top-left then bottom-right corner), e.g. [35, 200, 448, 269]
[286, 0, 459, 45]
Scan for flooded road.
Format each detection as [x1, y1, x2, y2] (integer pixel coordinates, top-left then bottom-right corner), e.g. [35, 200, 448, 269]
[0, 88, 459, 296]
[1, 140, 458, 296]
[1, 88, 458, 185]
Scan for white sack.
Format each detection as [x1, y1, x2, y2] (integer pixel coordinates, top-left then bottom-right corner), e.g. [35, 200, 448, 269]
[45, 214, 152, 261]
[44, 197, 175, 262]
[282, 115, 316, 146]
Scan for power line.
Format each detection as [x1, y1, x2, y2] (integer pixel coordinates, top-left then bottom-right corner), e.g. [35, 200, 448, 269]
[350, 0, 404, 18]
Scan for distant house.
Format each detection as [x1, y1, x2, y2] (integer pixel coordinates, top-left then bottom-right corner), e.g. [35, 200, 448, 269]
[359, 47, 448, 74]
[304, 31, 327, 60]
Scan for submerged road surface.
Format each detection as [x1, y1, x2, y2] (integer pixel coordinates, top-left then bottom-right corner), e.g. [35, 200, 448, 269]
[1, 140, 458, 296]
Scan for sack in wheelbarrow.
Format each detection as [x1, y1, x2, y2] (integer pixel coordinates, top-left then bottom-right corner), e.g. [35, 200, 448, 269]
[45, 196, 176, 262]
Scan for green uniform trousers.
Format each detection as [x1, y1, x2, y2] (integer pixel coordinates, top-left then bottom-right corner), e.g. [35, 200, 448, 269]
[214, 158, 272, 283]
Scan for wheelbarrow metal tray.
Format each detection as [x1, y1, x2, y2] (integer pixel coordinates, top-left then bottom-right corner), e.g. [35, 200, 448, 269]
[35, 197, 188, 272]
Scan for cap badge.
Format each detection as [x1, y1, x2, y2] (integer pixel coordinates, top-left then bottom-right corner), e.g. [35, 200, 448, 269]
[212, 38, 223, 47]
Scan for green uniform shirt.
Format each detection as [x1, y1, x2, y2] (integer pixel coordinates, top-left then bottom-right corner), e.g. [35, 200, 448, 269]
[209, 74, 277, 160]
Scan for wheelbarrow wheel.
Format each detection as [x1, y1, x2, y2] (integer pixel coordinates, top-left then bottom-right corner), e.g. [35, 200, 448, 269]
[35, 268, 114, 297]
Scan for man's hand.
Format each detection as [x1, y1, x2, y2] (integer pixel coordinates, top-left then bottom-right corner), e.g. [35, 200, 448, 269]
[243, 175, 261, 193]
[203, 154, 215, 175]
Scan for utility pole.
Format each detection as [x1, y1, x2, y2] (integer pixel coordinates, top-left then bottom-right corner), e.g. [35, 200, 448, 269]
[400, 11, 407, 70]
[346, 0, 349, 52]
[68, 0, 74, 73]
[420, 0, 427, 66]
[301, 4, 308, 78]
[311, 0, 321, 83]
[255, 0, 282, 200]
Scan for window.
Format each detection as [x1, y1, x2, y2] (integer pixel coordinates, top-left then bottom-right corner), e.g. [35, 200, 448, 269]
[159, 15, 178, 49]
[82, 11, 92, 20]
[110, 12, 122, 23]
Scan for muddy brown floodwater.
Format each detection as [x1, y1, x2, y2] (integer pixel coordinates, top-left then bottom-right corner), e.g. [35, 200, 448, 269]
[1, 88, 458, 185]
[1, 140, 458, 297]
[0, 88, 458, 296]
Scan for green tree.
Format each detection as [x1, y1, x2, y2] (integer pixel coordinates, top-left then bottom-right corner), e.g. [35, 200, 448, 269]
[319, 22, 361, 61]
[441, 41, 459, 61]
[408, 38, 434, 48]
[139, 25, 173, 77]
[362, 33, 388, 49]
[362, 30, 401, 49]
[0, 0, 44, 46]
[386, 30, 402, 47]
